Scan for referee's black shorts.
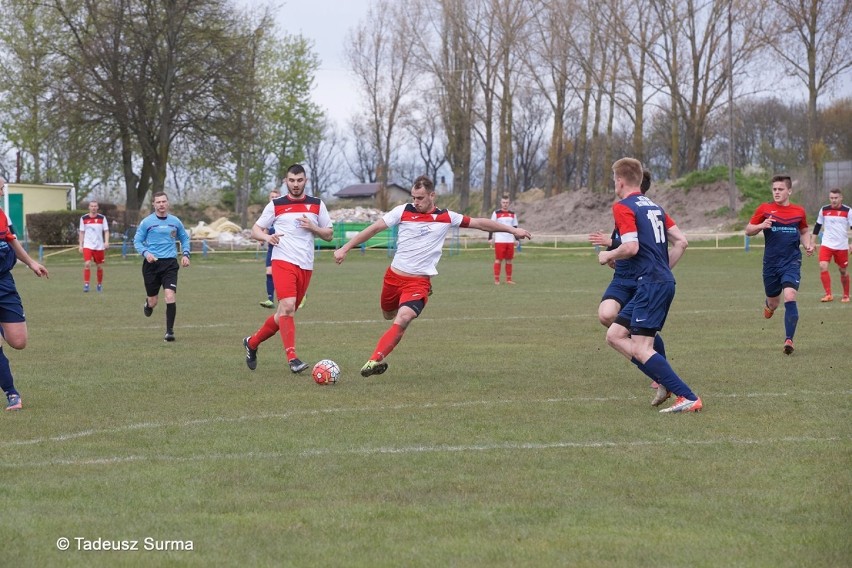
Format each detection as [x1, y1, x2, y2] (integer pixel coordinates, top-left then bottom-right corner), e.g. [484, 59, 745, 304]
[142, 257, 180, 296]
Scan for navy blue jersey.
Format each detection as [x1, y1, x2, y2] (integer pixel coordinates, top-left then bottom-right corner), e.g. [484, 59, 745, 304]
[608, 228, 638, 280]
[611, 192, 676, 283]
[749, 202, 808, 268]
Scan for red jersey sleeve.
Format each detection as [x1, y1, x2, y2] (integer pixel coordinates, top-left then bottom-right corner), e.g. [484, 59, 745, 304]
[749, 204, 769, 225]
[612, 202, 636, 236]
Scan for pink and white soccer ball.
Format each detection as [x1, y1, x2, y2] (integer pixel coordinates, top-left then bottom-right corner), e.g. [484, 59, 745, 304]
[312, 359, 340, 385]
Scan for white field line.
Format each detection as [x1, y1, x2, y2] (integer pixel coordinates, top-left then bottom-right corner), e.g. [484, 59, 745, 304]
[2, 436, 846, 470]
[4, 391, 850, 450]
[70, 304, 843, 331]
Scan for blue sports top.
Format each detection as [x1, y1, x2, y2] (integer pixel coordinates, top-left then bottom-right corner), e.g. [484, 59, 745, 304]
[749, 202, 808, 268]
[611, 192, 676, 283]
[133, 213, 190, 259]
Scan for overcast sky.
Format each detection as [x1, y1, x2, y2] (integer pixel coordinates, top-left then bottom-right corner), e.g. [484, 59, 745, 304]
[239, 0, 372, 124]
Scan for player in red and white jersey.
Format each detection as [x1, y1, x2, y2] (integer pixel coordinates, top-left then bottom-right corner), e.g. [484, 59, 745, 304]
[78, 200, 109, 293]
[809, 188, 852, 302]
[487, 194, 519, 284]
[243, 164, 333, 374]
[334, 175, 531, 378]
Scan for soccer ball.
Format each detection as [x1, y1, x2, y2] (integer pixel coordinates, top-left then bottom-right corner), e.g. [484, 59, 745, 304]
[312, 359, 340, 385]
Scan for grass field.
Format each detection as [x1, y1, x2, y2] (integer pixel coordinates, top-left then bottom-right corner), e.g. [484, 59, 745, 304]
[1, 246, 849, 567]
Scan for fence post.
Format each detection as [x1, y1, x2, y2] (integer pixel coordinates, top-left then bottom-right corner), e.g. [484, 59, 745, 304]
[38, 245, 44, 262]
[202, 240, 209, 259]
[744, 235, 750, 252]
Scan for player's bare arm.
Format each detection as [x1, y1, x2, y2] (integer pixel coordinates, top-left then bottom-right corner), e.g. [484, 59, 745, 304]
[588, 231, 613, 247]
[598, 241, 638, 265]
[467, 218, 531, 240]
[10, 239, 49, 278]
[251, 223, 280, 246]
[667, 225, 689, 269]
[334, 219, 389, 264]
[745, 217, 773, 236]
[800, 227, 814, 256]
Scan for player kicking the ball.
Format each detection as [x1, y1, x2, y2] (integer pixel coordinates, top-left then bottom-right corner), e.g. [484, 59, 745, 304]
[334, 175, 531, 377]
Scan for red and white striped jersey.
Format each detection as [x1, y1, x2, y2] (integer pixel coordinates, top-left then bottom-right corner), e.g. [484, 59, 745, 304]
[79, 214, 109, 250]
[255, 194, 332, 270]
[490, 209, 518, 243]
[383, 204, 470, 276]
[815, 204, 851, 250]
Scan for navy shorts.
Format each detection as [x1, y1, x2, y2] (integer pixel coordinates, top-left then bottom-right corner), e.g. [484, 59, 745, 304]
[0, 273, 25, 323]
[142, 258, 180, 297]
[616, 280, 675, 336]
[763, 262, 801, 298]
[601, 277, 637, 307]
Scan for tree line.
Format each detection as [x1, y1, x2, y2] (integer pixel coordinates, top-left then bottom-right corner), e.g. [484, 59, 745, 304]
[0, 0, 849, 224]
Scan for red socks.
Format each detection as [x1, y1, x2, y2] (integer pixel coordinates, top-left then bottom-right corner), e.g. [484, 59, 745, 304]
[371, 324, 405, 361]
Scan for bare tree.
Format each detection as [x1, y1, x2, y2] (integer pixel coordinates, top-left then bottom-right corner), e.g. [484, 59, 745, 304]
[346, 0, 418, 210]
[512, 84, 548, 192]
[649, 0, 761, 176]
[408, 0, 477, 210]
[305, 117, 347, 199]
[403, 96, 448, 184]
[760, 0, 852, 195]
[346, 115, 379, 184]
[526, 0, 579, 196]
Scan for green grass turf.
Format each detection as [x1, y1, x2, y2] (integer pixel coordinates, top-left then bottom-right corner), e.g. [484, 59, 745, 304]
[1, 246, 849, 567]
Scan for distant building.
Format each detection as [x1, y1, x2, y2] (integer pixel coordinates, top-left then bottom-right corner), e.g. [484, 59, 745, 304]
[335, 182, 411, 205]
[4, 182, 76, 239]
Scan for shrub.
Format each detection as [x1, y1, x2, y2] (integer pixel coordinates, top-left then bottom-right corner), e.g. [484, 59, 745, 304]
[26, 210, 83, 245]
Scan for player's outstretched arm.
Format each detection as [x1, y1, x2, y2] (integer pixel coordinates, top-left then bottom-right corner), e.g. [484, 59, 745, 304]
[467, 217, 531, 240]
[334, 219, 389, 264]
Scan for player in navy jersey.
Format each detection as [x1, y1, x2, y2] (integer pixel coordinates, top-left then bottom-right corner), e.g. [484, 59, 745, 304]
[78, 200, 109, 292]
[243, 164, 333, 374]
[589, 169, 688, 406]
[334, 175, 532, 378]
[808, 188, 851, 303]
[488, 194, 519, 284]
[134, 192, 191, 342]
[259, 188, 281, 309]
[0, 176, 50, 411]
[598, 158, 700, 414]
[745, 175, 813, 354]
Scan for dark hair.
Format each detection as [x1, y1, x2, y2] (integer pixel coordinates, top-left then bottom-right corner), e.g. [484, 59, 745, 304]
[771, 175, 792, 189]
[412, 175, 434, 192]
[829, 187, 842, 196]
[152, 191, 167, 200]
[640, 170, 652, 194]
[287, 164, 306, 176]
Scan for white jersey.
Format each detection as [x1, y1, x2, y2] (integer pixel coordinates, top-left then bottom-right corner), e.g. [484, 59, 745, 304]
[255, 194, 332, 270]
[490, 209, 518, 243]
[79, 214, 109, 250]
[815, 204, 851, 250]
[383, 204, 469, 276]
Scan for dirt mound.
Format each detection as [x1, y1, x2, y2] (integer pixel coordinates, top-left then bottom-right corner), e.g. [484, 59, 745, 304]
[513, 182, 744, 235]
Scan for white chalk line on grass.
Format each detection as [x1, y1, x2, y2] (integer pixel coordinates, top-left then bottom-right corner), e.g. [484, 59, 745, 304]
[4, 390, 850, 448]
[2, 436, 846, 470]
[65, 303, 833, 332]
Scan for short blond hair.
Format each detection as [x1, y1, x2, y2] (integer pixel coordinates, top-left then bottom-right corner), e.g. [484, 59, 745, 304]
[612, 158, 643, 187]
